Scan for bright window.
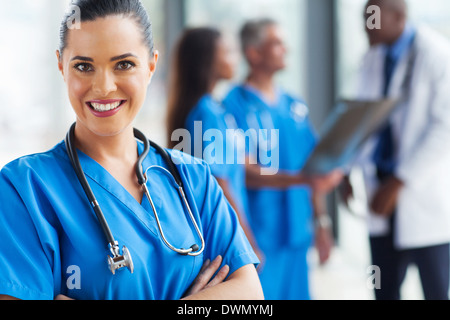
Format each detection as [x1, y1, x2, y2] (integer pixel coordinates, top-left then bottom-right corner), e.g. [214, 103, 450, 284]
[184, 0, 308, 101]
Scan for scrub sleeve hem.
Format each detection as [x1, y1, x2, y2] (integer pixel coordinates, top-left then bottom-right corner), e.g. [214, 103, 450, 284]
[227, 252, 260, 275]
[0, 280, 53, 300]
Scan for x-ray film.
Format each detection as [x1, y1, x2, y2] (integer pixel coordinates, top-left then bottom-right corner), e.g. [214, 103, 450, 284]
[303, 99, 398, 174]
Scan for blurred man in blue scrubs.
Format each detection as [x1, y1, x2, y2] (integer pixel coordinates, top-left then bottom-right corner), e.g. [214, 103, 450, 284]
[223, 18, 341, 300]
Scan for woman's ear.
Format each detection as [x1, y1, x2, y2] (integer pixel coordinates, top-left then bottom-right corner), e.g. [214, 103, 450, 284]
[56, 50, 65, 78]
[147, 50, 159, 84]
[149, 50, 159, 73]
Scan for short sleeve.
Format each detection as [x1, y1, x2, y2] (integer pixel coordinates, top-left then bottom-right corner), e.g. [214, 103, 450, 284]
[194, 162, 259, 274]
[0, 168, 55, 300]
[185, 105, 230, 180]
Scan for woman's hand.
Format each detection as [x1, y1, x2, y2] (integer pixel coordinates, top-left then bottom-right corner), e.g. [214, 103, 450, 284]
[55, 294, 74, 300]
[182, 256, 230, 299]
[54, 256, 230, 301]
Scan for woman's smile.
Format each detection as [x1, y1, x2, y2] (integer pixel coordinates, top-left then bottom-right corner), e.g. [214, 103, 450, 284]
[86, 99, 127, 118]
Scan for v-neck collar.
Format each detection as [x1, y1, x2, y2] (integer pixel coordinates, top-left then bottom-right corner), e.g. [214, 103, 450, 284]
[76, 141, 162, 237]
[242, 84, 282, 109]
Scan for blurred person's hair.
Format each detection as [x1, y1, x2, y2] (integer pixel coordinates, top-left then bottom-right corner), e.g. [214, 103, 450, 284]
[240, 18, 277, 53]
[166, 27, 222, 149]
[59, 0, 154, 57]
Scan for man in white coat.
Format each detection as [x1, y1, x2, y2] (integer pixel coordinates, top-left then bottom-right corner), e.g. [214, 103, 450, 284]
[343, 0, 450, 300]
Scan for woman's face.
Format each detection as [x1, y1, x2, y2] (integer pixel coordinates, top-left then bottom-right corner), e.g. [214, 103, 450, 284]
[213, 37, 236, 81]
[57, 15, 158, 137]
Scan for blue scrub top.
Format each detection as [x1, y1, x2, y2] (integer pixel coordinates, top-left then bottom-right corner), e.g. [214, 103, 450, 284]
[185, 94, 249, 219]
[223, 85, 318, 250]
[0, 140, 258, 300]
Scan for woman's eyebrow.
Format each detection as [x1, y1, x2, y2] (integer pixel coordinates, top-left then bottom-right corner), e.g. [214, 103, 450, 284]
[71, 56, 94, 62]
[110, 53, 138, 61]
[69, 53, 138, 63]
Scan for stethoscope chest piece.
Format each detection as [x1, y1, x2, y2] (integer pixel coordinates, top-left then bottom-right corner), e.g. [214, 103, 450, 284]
[108, 243, 134, 275]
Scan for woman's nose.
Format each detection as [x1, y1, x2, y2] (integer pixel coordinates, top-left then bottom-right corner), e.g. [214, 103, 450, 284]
[92, 70, 117, 97]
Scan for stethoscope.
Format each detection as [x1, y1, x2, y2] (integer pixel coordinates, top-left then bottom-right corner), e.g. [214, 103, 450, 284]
[65, 123, 205, 275]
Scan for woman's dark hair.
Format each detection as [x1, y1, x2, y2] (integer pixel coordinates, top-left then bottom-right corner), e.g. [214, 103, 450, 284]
[59, 0, 154, 56]
[166, 27, 221, 149]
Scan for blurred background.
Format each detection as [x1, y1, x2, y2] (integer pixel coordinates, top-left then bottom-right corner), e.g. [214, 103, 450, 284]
[2, 0, 450, 300]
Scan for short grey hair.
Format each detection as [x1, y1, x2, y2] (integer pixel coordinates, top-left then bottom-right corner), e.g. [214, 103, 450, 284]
[240, 18, 277, 53]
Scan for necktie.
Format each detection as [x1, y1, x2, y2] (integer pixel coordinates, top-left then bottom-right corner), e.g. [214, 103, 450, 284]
[373, 51, 396, 181]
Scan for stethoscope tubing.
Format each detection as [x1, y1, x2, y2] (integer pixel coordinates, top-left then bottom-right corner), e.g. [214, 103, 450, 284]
[65, 123, 116, 246]
[65, 123, 205, 269]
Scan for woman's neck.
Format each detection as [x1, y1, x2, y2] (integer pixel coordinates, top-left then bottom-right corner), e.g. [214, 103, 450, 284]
[73, 122, 144, 203]
[74, 123, 138, 166]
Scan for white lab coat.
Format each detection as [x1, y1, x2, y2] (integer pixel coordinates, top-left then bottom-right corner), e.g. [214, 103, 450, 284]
[355, 25, 450, 249]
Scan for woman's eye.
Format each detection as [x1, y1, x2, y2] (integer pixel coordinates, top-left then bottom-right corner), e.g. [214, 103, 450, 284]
[74, 63, 93, 73]
[116, 61, 135, 71]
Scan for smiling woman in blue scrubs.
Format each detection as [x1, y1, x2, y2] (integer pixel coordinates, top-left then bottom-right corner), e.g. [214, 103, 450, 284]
[0, 0, 262, 301]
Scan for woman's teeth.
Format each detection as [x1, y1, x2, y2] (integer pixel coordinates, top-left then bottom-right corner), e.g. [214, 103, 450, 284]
[90, 101, 122, 112]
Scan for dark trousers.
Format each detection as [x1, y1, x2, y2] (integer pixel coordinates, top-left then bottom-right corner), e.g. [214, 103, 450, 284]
[369, 219, 450, 300]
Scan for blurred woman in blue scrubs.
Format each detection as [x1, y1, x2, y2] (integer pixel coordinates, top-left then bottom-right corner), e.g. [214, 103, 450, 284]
[0, 0, 263, 301]
[166, 28, 263, 263]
